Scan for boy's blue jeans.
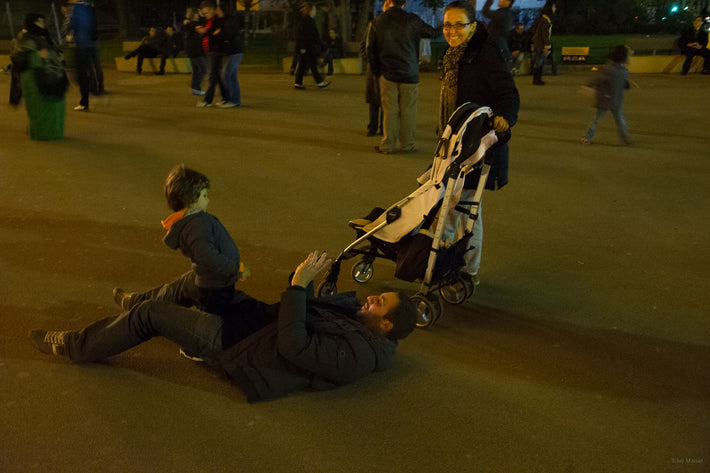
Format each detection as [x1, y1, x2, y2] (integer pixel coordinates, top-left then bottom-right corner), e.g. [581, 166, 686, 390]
[585, 107, 629, 143]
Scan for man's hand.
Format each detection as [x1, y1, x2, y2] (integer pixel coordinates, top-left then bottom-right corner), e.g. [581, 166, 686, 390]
[493, 116, 510, 132]
[291, 251, 332, 288]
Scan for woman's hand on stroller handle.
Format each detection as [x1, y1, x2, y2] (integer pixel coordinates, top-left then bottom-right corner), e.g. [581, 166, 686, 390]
[291, 251, 333, 288]
[493, 116, 510, 132]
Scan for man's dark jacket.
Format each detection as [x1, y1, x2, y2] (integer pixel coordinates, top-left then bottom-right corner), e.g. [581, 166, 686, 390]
[367, 6, 439, 84]
[509, 28, 529, 53]
[454, 27, 520, 190]
[183, 20, 205, 58]
[678, 25, 709, 54]
[217, 13, 245, 56]
[219, 287, 398, 402]
[296, 14, 322, 56]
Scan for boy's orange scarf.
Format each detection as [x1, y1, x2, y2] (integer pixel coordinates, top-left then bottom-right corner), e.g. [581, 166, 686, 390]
[161, 208, 187, 231]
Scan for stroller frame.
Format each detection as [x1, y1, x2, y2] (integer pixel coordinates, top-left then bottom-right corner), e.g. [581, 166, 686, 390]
[317, 103, 496, 328]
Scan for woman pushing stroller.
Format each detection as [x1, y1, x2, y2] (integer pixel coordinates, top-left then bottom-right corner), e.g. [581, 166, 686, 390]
[439, 0, 520, 286]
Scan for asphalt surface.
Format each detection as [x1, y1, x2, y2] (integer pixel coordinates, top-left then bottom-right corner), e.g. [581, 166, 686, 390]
[1, 66, 709, 473]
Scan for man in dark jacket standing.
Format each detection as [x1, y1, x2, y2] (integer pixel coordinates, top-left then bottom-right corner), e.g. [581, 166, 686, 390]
[367, 0, 439, 154]
[29, 252, 418, 402]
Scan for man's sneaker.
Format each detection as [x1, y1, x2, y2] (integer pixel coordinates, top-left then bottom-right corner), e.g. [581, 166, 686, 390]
[191, 89, 205, 96]
[73, 105, 88, 112]
[317, 81, 330, 88]
[217, 101, 239, 108]
[196, 101, 212, 107]
[374, 145, 392, 155]
[29, 330, 68, 357]
[294, 84, 306, 90]
[179, 348, 204, 362]
[112, 287, 134, 311]
[581, 138, 591, 145]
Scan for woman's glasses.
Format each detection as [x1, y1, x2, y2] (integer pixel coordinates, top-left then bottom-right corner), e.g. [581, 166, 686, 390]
[443, 22, 471, 31]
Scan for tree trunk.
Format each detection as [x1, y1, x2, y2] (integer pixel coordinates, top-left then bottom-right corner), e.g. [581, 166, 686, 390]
[115, 0, 130, 38]
[341, 0, 352, 41]
[355, 0, 372, 43]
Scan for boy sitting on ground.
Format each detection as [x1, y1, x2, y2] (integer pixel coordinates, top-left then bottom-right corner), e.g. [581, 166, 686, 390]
[113, 164, 247, 316]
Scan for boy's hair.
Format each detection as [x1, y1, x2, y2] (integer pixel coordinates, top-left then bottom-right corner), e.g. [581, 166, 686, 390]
[609, 45, 628, 64]
[164, 164, 210, 211]
[384, 291, 418, 340]
[199, 0, 217, 9]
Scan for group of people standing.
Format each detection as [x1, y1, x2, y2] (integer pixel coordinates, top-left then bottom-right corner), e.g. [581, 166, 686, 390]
[185, 1, 245, 108]
[479, 0, 556, 84]
[125, 0, 245, 108]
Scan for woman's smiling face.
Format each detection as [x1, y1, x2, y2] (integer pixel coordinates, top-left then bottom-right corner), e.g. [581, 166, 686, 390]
[443, 8, 474, 48]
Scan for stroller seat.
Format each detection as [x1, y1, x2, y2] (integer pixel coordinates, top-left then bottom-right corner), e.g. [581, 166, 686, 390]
[318, 103, 498, 328]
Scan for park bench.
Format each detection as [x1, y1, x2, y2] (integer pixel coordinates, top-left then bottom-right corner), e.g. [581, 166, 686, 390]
[282, 40, 363, 74]
[626, 35, 705, 73]
[561, 46, 589, 63]
[115, 40, 192, 74]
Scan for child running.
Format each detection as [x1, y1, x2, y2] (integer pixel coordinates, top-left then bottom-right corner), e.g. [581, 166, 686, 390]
[113, 164, 246, 316]
[582, 45, 631, 146]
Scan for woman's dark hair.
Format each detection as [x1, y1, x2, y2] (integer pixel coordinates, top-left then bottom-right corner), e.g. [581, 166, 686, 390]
[609, 45, 628, 64]
[25, 13, 46, 30]
[444, 1, 477, 24]
[164, 164, 210, 211]
[384, 291, 418, 340]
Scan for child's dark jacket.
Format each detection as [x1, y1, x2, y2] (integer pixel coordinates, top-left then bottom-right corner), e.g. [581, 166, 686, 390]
[163, 211, 240, 288]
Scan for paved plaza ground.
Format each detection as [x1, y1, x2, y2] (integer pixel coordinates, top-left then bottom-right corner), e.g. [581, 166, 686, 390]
[1, 66, 709, 472]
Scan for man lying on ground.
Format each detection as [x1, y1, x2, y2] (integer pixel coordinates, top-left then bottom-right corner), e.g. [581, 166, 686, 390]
[29, 251, 417, 402]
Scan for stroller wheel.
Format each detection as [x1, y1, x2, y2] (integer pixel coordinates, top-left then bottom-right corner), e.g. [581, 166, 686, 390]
[440, 275, 472, 305]
[412, 294, 442, 328]
[352, 260, 374, 283]
[316, 280, 338, 297]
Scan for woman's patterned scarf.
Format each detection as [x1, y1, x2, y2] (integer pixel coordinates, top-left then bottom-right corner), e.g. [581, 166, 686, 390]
[439, 23, 476, 135]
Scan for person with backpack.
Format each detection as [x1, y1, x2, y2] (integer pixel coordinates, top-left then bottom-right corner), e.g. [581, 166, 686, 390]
[11, 13, 68, 140]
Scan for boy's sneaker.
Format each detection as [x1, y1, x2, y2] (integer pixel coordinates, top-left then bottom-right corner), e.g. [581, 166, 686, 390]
[29, 330, 68, 357]
[196, 101, 211, 107]
[317, 81, 330, 89]
[112, 287, 134, 311]
[73, 105, 88, 112]
[217, 101, 238, 108]
[581, 138, 591, 145]
[191, 89, 206, 96]
[294, 84, 306, 90]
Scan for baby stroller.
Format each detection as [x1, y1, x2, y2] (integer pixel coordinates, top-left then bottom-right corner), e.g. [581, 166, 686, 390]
[317, 103, 499, 327]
